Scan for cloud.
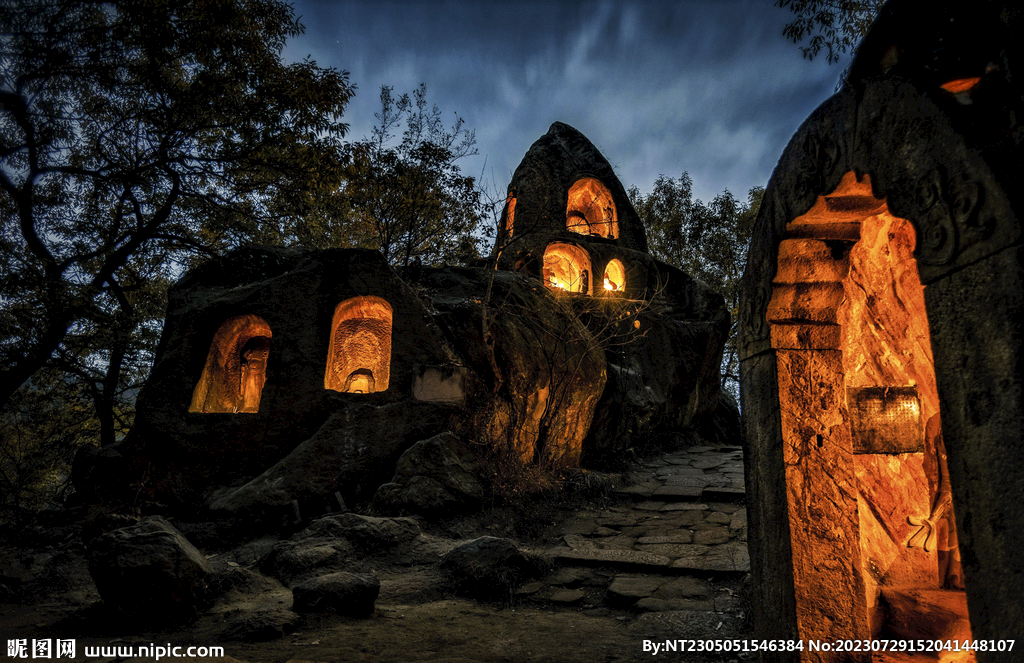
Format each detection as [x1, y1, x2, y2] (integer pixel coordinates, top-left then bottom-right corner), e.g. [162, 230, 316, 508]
[286, 0, 848, 201]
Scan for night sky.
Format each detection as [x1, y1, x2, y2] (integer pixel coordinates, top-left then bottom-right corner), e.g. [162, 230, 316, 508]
[284, 0, 853, 206]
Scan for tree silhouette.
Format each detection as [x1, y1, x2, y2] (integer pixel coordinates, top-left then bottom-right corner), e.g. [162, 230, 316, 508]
[776, 0, 885, 64]
[340, 84, 484, 270]
[0, 0, 354, 415]
[629, 175, 762, 398]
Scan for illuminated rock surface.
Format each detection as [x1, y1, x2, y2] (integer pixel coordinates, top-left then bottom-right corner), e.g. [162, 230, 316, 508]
[73, 124, 731, 532]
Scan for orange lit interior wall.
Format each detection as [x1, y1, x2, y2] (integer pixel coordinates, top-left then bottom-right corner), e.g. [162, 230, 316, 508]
[767, 171, 970, 658]
[838, 208, 966, 640]
[506, 195, 516, 238]
[566, 178, 618, 239]
[543, 242, 593, 295]
[603, 258, 625, 293]
[189, 315, 272, 414]
[324, 296, 392, 393]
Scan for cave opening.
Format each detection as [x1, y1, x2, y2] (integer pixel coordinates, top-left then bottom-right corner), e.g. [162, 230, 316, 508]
[189, 315, 272, 414]
[543, 242, 593, 295]
[566, 177, 617, 239]
[603, 258, 625, 293]
[324, 296, 393, 394]
[767, 171, 972, 652]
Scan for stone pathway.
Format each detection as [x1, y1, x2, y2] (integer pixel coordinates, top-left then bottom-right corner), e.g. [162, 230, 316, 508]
[517, 445, 749, 614]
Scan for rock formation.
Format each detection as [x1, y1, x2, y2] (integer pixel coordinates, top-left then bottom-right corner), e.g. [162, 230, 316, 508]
[73, 122, 732, 525]
[738, 0, 1024, 657]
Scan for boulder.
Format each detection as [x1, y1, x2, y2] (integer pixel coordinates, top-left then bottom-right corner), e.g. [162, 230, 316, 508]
[372, 432, 484, 516]
[582, 291, 731, 462]
[258, 540, 350, 586]
[75, 247, 455, 509]
[440, 536, 545, 601]
[208, 565, 282, 601]
[296, 513, 421, 550]
[493, 121, 648, 256]
[291, 571, 380, 617]
[87, 516, 212, 621]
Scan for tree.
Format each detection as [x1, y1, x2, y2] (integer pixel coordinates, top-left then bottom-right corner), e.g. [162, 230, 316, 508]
[340, 84, 484, 270]
[776, 0, 885, 64]
[0, 0, 354, 419]
[629, 175, 763, 398]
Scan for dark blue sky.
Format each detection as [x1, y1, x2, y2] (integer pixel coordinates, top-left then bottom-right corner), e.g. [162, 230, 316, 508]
[285, 0, 851, 205]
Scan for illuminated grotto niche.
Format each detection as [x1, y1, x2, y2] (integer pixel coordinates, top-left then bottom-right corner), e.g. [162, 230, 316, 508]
[543, 242, 593, 295]
[766, 172, 971, 650]
[566, 177, 617, 239]
[189, 315, 272, 414]
[602, 258, 625, 293]
[324, 296, 392, 394]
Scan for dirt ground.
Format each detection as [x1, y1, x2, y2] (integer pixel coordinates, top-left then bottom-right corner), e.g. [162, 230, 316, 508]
[0, 458, 754, 663]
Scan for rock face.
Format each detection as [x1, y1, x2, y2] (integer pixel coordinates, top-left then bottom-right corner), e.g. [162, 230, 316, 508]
[207, 401, 457, 517]
[73, 124, 733, 521]
[494, 121, 647, 255]
[87, 516, 212, 621]
[421, 268, 608, 468]
[440, 537, 545, 601]
[291, 571, 380, 617]
[76, 248, 457, 510]
[490, 123, 730, 459]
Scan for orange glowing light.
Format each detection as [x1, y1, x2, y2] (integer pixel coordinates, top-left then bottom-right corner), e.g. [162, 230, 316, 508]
[543, 242, 592, 295]
[566, 178, 618, 239]
[603, 258, 625, 293]
[506, 195, 516, 238]
[324, 296, 392, 393]
[189, 315, 272, 414]
[940, 77, 981, 93]
[767, 170, 971, 648]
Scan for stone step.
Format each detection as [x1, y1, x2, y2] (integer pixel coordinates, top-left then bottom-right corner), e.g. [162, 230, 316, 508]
[552, 540, 749, 575]
[613, 485, 746, 503]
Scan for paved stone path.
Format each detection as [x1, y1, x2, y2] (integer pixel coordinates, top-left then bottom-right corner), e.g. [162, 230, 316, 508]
[516, 445, 749, 615]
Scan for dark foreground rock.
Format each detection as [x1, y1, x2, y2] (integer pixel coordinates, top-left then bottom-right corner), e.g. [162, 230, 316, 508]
[440, 536, 545, 601]
[87, 516, 212, 622]
[291, 571, 380, 617]
[258, 540, 350, 586]
[297, 513, 422, 550]
[373, 432, 485, 516]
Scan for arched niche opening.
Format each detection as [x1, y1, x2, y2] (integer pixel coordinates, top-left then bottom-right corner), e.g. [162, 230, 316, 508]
[767, 171, 971, 646]
[543, 242, 592, 295]
[566, 177, 617, 239]
[324, 296, 392, 394]
[505, 195, 516, 238]
[602, 258, 625, 294]
[189, 315, 272, 414]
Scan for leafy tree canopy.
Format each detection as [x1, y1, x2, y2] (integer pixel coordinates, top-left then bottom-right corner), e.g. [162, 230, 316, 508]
[339, 84, 484, 270]
[629, 175, 763, 398]
[0, 0, 354, 413]
[777, 0, 885, 64]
